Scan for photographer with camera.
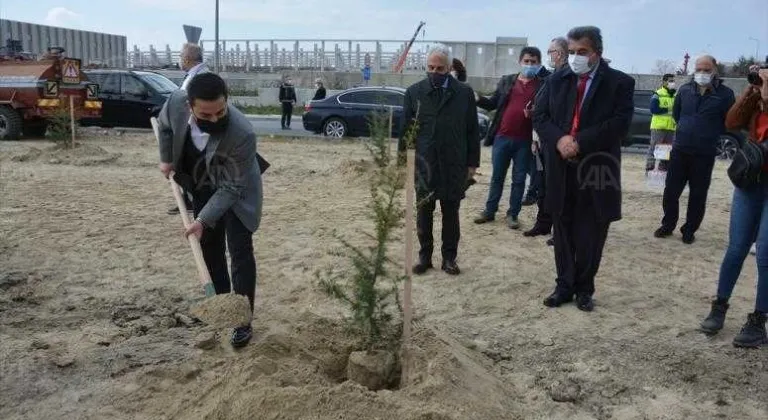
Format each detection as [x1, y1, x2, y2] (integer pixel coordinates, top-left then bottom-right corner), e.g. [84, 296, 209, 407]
[699, 64, 768, 348]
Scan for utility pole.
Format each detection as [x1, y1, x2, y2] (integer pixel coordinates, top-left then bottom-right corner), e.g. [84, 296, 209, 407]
[748, 37, 760, 61]
[214, 0, 220, 72]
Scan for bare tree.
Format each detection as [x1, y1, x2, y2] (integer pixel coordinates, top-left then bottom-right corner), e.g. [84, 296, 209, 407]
[653, 59, 677, 75]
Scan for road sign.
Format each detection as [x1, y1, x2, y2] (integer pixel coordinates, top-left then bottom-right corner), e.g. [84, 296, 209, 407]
[362, 65, 371, 81]
[44, 81, 59, 97]
[86, 84, 99, 99]
[183, 25, 202, 44]
[61, 59, 81, 84]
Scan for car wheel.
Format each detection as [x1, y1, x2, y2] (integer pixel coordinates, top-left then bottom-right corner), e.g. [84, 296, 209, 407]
[323, 117, 347, 138]
[0, 106, 23, 140]
[716, 135, 739, 160]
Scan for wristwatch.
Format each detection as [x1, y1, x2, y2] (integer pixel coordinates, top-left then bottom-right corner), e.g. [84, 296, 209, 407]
[195, 217, 208, 229]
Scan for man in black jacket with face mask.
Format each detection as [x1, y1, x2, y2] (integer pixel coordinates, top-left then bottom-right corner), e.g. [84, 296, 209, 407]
[398, 44, 480, 276]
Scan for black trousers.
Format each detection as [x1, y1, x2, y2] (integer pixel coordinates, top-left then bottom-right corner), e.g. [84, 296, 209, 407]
[417, 195, 461, 262]
[281, 102, 293, 128]
[553, 167, 610, 296]
[192, 188, 257, 313]
[661, 149, 716, 235]
[533, 153, 552, 231]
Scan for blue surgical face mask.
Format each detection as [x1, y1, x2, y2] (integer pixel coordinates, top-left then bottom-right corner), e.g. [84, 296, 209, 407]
[521, 64, 541, 78]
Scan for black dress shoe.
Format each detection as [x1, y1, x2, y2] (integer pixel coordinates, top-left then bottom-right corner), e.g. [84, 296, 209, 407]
[231, 325, 253, 348]
[441, 260, 461, 275]
[521, 196, 537, 206]
[681, 231, 695, 244]
[576, 294, 595, 312]
[654, 226, 673, 238]
[167, 206, 180, 215]
[546, 237, 554, 247]
[523, 225, 550, 237]
[543, 291, 573, 307]
[413, 260, 433, 275]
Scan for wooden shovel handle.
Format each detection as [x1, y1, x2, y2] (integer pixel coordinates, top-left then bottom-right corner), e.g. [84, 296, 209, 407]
[150, 117, 216, 297]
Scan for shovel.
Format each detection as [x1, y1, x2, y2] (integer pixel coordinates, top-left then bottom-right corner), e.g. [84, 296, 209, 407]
[150, 117, 216, 297]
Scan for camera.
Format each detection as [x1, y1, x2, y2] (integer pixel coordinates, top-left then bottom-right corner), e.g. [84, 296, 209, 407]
[747, 56, 768, 86]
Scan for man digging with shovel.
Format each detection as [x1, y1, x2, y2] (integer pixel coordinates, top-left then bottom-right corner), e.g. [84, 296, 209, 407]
[157, 72, 264, 348]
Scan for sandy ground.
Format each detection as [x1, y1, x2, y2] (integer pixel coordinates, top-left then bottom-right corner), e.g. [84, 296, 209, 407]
[0, 130, 766, 420]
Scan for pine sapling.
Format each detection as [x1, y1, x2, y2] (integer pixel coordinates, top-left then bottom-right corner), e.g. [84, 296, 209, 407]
[318, 109, 414, 351]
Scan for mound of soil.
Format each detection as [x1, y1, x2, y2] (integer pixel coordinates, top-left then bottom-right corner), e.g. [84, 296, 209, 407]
[11, 143, 121, 166]
[336, 158, 375, 178]
[189, 293, 252, 329]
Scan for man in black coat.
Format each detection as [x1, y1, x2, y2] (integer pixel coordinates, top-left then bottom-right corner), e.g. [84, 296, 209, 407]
[279, 76, 297, 129]
[533, 26, 635, 311]
[398, 45, 480, 275]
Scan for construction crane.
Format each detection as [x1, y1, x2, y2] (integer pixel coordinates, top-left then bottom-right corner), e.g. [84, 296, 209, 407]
[678, 52, 690, 75]
[393, 21, 426, 74]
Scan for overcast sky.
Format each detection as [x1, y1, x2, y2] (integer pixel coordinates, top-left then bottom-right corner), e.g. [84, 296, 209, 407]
[2, 0, 767, 73]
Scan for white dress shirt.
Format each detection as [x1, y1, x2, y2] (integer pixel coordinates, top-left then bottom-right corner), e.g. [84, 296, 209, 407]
[181, 62, 206, 91]
[187, 115, 209, 151]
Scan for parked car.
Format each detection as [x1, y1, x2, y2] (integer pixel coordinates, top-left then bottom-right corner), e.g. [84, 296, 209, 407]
[80, 69, 179, 128]
[302, 86, 490, 139]
[626, 89, 743, 159]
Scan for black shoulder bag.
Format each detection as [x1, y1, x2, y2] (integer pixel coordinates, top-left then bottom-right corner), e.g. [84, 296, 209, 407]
[728, 139, 765, 188]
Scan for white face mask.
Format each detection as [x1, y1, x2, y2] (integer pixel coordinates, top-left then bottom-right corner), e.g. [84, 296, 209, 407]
[667, 82, 676, 89]
[694, 72, 712, 86]
[568, 54, 592, 75]
[547, 55, 557, 69]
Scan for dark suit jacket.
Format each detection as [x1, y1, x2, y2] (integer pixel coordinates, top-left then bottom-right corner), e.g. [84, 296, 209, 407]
[398, 77, 480, 201]
[532, 60, 635, 223]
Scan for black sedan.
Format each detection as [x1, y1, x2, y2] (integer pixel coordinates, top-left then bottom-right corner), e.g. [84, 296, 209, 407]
[626, 89, 743, 159]
[302, 86, 490, 139]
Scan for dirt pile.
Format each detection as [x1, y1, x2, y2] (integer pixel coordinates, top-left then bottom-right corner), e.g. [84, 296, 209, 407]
[109, 312, 525, 420]
[10, 143, 121, 166]
[189, 293, 252, 329]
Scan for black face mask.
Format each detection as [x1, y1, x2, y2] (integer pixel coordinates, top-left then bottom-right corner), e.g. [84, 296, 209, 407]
[428, 72, 448, 88]
[196, 114, 229, 135]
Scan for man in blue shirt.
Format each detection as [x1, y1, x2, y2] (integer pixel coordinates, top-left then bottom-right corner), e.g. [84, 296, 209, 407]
[654, 55, 735, 244]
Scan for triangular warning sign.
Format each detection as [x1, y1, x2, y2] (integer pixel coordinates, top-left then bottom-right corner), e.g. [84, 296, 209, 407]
[64, 64, 78, 78]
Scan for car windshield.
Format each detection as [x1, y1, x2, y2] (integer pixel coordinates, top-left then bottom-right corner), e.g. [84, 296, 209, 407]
[138, 73, 178, 94]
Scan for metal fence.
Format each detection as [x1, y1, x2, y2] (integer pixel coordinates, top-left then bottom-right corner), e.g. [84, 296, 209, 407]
[126, 37, 529, 78]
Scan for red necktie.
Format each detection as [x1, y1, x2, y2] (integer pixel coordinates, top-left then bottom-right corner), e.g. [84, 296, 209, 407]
[570, 73, 591, 136]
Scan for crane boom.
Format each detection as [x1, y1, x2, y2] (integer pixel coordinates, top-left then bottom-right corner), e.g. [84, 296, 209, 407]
[393, 21, 426, 74]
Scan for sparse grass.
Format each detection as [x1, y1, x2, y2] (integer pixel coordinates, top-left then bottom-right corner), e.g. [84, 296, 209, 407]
[233, 103, 305, 116]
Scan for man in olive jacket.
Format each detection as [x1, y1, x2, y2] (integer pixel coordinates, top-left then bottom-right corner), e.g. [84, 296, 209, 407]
[398, 45, 480, 276]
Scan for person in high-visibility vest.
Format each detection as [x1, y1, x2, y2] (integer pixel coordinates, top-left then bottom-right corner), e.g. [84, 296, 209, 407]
[646, 73, 677, 171]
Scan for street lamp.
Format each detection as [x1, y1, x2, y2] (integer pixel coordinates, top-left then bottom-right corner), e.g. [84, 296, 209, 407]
[214, 0, 220, 73]
[748, 37, 760, 61]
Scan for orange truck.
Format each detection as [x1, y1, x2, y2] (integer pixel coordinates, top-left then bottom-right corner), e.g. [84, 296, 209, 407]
[0, 51, 102, 140]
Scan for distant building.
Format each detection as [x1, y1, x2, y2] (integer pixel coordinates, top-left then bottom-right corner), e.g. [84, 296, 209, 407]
[0, 19, 126, 67]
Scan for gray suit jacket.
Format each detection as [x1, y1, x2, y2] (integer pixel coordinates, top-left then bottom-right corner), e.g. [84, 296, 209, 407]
[157, 89, 263, 232]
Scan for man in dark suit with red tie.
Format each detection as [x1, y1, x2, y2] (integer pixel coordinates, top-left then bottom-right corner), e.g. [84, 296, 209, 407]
[532, 26, 635, 311]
